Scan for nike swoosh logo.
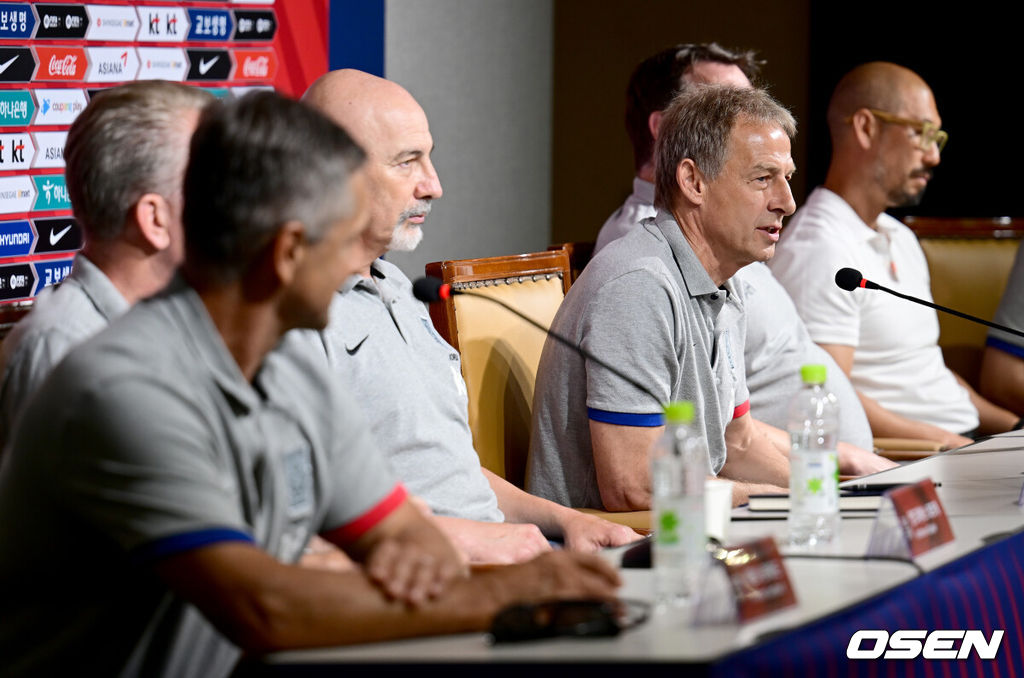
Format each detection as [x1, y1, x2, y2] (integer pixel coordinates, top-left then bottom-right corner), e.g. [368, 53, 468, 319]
[345, 336, 368, 355]
[0, 56, 19, 76]
[49, 224, 73, 246]
[198, 56, 219, 75]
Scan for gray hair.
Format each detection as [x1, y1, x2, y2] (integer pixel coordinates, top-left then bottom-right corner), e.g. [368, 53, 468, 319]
[183, 91, 366, 282]
[64, 81, 213, 241]
[654, 85, 796, 210]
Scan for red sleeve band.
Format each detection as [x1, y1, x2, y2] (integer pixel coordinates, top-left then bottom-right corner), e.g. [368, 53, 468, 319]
[321, 483, 408, 545]
[732, 399, 751, 420]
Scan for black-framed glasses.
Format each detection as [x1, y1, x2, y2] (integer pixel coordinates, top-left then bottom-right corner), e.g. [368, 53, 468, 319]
[854, 108, 948, 152]
[489, 598, 651, 644]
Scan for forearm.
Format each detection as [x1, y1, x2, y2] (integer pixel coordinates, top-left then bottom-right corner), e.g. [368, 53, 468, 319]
[955, 371, 1017, 434]
[720, 416, 790, 488]
[483, 468, 573, 536]
[857, 390, 970, 447]
[157, 544, 621, 653]
[979, 347, 1024, 416]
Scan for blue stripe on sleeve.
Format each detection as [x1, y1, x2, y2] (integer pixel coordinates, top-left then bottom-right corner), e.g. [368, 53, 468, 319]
[587, 407, 664, 427]
[986, 336, 1024, 360]
[129, 528, 255, 566]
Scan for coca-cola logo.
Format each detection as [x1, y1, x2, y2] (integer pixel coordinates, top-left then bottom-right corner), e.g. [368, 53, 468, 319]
[49, 55, 79, 77]
[242, 56, 269, 78]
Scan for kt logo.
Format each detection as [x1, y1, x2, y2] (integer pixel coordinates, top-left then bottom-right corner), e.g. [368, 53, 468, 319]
[0, 138, 25, 164]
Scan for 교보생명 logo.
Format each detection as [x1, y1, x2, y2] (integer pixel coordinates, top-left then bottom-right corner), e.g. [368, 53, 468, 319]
[0, 4, 35, 40]
[187, 8, 232, 41]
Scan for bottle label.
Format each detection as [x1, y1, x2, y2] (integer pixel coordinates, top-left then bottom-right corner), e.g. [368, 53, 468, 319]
[790, 449, 839, 514]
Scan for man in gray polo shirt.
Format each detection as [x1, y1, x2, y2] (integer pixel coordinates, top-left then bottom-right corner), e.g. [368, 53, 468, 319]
[529, 86, 794, 510]
[303, 69, 636, 563]
[0, 93, 620, 677]
[0, 81, 212, 455]
[591, 46, 891, 474]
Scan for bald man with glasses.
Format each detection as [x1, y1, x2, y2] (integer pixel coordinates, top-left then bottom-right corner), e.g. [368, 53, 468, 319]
[770, 62, 1016, 448]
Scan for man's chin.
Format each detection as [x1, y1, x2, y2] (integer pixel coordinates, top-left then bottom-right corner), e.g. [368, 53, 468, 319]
[388, 225, 424, 252]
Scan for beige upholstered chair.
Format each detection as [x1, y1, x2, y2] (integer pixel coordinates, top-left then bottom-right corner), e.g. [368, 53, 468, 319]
[904, 216, 1024, 390]
[425, 250, 572, 488]
[425, 250, 650, 531]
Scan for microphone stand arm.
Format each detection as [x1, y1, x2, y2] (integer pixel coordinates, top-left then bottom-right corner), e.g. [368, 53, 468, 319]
[874, 283, 1024, 340]
[455, 289, 666, 409]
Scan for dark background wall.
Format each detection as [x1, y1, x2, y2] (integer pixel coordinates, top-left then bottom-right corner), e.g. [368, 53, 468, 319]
[551, 0, 811, 245]
[807, 4, 1018, 220]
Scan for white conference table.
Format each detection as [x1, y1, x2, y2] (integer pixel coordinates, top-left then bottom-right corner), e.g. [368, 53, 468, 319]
[256, 432, 1024, 669]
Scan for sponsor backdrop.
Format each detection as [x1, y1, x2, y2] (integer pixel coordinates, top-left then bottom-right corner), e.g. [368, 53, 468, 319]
[0, 0, 333, 305]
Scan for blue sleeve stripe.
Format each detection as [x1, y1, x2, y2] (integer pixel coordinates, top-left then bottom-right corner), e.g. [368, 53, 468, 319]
[129, 527, 255, 566]
[587, 407, 664, 427]
[986, 336, 1024, 360]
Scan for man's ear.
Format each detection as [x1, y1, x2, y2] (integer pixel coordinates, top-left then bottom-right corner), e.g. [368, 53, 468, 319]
[675, 158, 706, 206]
[271, 220, 308, 286]
[849, 108, 877, 151]
[132, 193, 174, 252]
[647, 110, 664, 142]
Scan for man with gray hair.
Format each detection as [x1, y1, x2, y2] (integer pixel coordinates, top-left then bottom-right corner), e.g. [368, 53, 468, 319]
[0, 80, 212, 452]
[303, 68, 636, 563]
[0, 92, 619, 677]
[529, 85, 795, 510]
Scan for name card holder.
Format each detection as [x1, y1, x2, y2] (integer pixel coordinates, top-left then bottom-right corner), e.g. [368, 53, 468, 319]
[695, 536, 797, 625]
[866, 478, 954, 558]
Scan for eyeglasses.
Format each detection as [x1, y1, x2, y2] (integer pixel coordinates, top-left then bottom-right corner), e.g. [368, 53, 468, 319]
[860, 108, 948, 152]
[488, 598, 650, 643]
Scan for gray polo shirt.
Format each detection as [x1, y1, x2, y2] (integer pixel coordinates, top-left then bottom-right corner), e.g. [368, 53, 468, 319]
[322, 259, 503, 522]
[527, 210, 749, 509]
[988, 240, 1024, 356]
[0, 278, 402, 678]
[0, 254, 129, 452]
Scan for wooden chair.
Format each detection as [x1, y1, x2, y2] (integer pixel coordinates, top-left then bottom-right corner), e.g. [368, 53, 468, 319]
[425, 249, 649, 531]
[548, 241, 594, 285]
[904, 216, 1024, 390]
[425, 250, 572, 488]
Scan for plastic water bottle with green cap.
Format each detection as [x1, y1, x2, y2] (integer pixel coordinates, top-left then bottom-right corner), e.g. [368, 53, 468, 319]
[650, 400, 709, 607]
[787, 364, 841, 545]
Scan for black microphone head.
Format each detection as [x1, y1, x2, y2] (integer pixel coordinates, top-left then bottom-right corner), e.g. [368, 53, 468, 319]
[412, 276, 449, 303]
[835, 267, 864, 291]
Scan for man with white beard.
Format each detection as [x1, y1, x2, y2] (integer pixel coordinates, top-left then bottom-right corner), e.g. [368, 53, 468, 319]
[303, 69, 637, 564]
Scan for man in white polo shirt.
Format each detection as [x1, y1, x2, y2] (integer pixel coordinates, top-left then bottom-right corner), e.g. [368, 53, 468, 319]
[771, 62, 1017, 447]
[529, 86, 794, 510]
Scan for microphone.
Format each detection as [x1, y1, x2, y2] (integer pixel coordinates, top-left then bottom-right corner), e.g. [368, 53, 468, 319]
[413, 276, 666, 409]
[834, 267, 1024, 340]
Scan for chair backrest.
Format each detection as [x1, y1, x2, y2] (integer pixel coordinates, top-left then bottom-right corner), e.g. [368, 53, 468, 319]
[0, 302, 32, 344]
[904, 216, 1024, 388]
[425, 250, 571, 488]
[548, 241, 594, 285]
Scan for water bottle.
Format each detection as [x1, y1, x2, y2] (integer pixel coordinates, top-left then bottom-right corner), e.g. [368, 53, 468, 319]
[787, 364, 841, 546]
[650, 401, 708, 607]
